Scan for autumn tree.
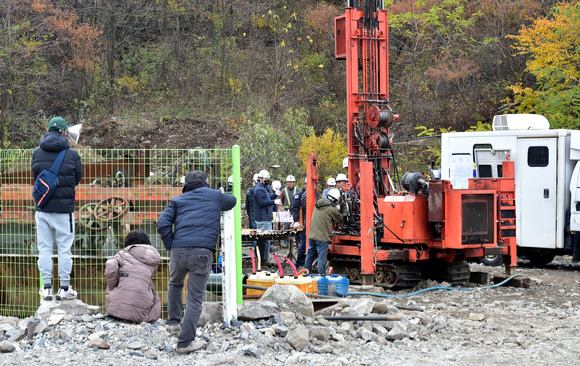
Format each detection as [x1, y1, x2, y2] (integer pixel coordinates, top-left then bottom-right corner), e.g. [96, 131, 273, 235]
[505, 1, 580, 128]
[0, 0, 101, 148]
[296, 128, 347, 182]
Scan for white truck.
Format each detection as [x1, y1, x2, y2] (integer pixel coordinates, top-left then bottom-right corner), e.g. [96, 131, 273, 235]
[440, 114, 580, 266]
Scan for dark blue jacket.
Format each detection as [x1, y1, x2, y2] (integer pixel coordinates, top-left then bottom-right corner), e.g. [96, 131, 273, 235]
[156, 182, 237, 251]
[291, 188, 320, 225]
[253, 182, 276, 222]
[31, 132, 82, 213]
[245, 185, 256, 221]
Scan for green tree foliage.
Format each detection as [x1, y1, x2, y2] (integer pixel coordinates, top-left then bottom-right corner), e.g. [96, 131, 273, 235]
[296, 128, 347, 182]
[387, 0, 543, 135]
[505, 1, 580, 128]
[237, 107, 314, 183]
[0, 0, 566, 157]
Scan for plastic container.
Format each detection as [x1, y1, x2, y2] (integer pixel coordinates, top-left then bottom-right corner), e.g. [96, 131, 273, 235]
[310, 274, 329, 295]
[246, 271, 280, 295]
[274, 276, 318, 294]
[327, 274, 349, 297]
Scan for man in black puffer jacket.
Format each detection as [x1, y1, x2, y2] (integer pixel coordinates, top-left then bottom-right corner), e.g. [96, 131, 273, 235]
[157, 171, 236, 354]
[32, 117, 83, 301]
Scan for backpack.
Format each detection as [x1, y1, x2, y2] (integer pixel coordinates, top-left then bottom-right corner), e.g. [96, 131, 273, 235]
[32, 149, 67, 208]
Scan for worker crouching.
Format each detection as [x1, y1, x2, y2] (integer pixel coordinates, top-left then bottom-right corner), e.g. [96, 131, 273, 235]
[304, 188, 345, 276]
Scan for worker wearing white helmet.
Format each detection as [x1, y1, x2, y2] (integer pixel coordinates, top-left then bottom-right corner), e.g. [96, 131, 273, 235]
[225, 174, 241, 193]
[280, 175, 298, 210]
[246, 173, 261, 229]
[322, 177, 336, 199]
[342, 157, 348, 169]
[336, 173, 348, 190]
[304, 188, 344, 277]
[253, 169, 278, 265]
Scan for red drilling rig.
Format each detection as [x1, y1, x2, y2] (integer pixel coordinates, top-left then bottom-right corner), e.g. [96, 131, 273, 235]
[305, 1, 517, 288]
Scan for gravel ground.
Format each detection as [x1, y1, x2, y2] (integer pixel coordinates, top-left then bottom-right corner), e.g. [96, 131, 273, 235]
[1, 257, 579, 366]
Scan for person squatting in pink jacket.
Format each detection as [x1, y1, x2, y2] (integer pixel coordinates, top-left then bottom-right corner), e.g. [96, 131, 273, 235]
[105, 230, 161, 323]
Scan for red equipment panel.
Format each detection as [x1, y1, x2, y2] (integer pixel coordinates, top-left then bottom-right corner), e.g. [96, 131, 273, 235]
[439, 190, 497, 249]
[378, 195, 432, 243]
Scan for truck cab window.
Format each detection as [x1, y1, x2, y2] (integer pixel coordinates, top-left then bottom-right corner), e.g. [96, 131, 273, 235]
[527, 146, 549, 167]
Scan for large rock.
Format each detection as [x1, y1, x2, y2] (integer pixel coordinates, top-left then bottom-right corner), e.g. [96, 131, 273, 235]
[387, 326, 409, 341]
[0, 316, 20, 328]
[237, 301, 279, 320]
[23, 317, 47, 339]
[47, 309, 67, 326]
[260, 285, 314, 318]
[198, 302, 223, 326]
[310, 326, 330, 342]
[0, 341, 15, 353]
[285, 324, 309, 351]
[342, 298, 375, 316]
[36, 299, 100, 320]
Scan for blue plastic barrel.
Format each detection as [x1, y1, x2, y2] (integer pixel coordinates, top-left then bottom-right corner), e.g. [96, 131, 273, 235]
[311, 274, 329, 295]
[327, 274, 349, 297]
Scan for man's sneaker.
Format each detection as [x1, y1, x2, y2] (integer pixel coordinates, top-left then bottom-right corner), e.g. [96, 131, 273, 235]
[39, 287, 53, 301]
[56, 287, 77, 300]
[176, 340, 207, 354]
[167, 324, 181, 336]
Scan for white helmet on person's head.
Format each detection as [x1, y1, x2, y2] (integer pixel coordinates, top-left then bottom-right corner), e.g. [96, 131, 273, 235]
[286, 175, 296, 182]
[272, 180, 282, 191]
[342, 157, 349, 168]
[327, 188, 341, 203]
[258, 170, 270, 179]
[336, 173, 348, 182]
[228, 175, 233, 184]
[253, 173, 260, 182]
[327, 177, 336, 186]
[304, 177, 307, 184]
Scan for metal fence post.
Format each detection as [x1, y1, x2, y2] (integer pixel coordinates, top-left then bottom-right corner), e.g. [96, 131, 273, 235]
[221, 209, 237, 324]
[232, 145, 243, 304]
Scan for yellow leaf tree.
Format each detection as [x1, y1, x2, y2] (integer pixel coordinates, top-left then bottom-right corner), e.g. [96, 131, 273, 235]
[505, 1, 580, 128]
[296, 128, 348, 182]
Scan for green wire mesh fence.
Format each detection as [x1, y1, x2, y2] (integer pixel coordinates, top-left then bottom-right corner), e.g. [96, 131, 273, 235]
[0, 146, 234, 318]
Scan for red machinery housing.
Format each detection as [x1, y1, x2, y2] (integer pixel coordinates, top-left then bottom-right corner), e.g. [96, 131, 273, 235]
[306, 1, 516, 287]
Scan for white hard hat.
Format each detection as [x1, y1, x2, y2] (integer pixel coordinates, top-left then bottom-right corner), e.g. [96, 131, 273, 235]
[272, 180, 282, 191]
[327, 177, 336, 186]
[253, 173, 260, 182]
[286, 175, 296, 182]
[304, 177, 307, 184]
[327, 188, 341, 203]
[259, 170, 270, 179]
[228, 175, 233, 184]
[342, 157, 349, 168]
[336, 173, 348, 182]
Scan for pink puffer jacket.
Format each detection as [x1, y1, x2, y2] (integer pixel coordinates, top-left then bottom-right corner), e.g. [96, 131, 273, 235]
[105, 244, 161, 323]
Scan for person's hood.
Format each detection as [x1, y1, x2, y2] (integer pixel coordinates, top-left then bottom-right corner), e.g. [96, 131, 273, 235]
[124, 244, 160, 267]
[183, 179, 209, 193]
[315, 198, 335, 209]
[39, 131, 70, 152]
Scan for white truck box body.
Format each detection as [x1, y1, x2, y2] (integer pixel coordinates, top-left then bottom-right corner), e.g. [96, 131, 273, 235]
[441, 129, 580, 251]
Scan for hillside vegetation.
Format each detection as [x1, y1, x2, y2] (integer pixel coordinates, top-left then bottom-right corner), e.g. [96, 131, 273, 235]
[1, 0, 578, 179]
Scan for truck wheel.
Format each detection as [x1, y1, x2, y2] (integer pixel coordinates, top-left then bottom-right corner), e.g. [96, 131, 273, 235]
[479, 255, 502, 266]
[526, 252, 556, 267]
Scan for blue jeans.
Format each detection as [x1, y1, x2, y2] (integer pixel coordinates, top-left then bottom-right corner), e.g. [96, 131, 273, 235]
[255, 221, 272, 261]
[295, 231, 307, 267]
[304, 240, 329, 276]
[167, 247, 213, 348]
